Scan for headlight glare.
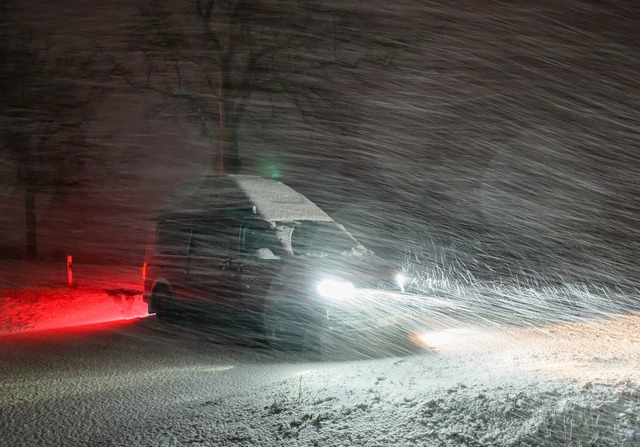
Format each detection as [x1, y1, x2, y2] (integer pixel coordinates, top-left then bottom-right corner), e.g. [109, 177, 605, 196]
[316, 279, 356, 300]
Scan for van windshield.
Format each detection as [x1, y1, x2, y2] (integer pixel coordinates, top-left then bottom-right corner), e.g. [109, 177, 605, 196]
[276, 220, 366, 257]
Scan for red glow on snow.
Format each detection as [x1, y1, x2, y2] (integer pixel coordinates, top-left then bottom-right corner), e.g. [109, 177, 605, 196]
[0, 317, 145, 345]
[31, 291, 147, 332]
[49, 315, 144, 335]
[0, 286, 149, 336]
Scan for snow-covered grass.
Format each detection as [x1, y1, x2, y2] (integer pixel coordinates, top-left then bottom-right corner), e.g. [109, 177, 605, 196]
[241, 373, 639, 446]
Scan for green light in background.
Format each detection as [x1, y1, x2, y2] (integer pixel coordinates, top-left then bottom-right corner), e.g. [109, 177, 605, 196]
[260, 155, 284, 180]
[268, 163, 282, 180]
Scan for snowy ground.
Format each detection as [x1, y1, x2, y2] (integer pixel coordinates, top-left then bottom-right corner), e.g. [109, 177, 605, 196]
[1, 261, 639, 446]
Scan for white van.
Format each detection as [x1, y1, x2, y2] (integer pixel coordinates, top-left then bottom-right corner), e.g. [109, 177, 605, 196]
[143, 175, 410, 350]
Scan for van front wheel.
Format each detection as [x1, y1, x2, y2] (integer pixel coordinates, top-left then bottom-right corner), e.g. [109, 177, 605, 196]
[264, 300, 321, 352]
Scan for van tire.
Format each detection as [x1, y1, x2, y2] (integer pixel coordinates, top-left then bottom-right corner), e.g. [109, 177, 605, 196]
[264, 300, 320, 352]
[154, 289, 181, 323]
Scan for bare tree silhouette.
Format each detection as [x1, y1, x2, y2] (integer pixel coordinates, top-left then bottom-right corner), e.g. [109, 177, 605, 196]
[0, 23, 107, 259]
[118, 0, 403, 173]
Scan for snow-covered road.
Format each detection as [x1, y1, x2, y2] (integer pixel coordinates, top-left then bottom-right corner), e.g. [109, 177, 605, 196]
[1, 262, 639, 446]
[2, 310, 639, 446]
[1, 318, 320, 446]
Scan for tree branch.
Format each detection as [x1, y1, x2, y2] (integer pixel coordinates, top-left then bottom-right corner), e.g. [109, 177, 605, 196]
[195, 0, 223, 57]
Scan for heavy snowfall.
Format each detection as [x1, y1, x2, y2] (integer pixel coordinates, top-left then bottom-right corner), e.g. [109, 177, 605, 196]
[1, 0, 639, 446]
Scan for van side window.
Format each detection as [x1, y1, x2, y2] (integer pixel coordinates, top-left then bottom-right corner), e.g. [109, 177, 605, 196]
[239, 221, 280, 258]
[190, 222, 236, 258]
[155, 223, 192, 256]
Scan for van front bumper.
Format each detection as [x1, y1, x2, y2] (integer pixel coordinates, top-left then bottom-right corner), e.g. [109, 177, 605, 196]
[320, 290, 419, 333]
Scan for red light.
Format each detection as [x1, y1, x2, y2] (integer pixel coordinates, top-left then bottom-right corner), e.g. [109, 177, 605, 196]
[67, 255, 73, 287]
[142, 262, 147, 280]
[1, 286, 149, 336]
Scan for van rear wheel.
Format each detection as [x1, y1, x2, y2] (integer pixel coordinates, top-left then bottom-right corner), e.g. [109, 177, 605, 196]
[154, 290, 181, 323]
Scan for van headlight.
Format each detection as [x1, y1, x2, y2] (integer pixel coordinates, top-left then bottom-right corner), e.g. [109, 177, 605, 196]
[316, 279, 356, 300]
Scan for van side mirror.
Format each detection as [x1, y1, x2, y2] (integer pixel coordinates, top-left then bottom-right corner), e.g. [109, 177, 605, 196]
[255, 247, 280, 261]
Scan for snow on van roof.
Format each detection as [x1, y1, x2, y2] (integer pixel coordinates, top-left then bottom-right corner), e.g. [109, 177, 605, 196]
[231, 175, 333, 222]
[159, 175, 333, 222]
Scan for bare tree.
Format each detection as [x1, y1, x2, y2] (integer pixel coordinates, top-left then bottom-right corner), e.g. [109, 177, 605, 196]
[121, 0, 403, 173]
[0, 24, 107, 259]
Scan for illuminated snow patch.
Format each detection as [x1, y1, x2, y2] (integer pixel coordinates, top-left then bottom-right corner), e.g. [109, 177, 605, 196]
[415, 328, 481, 349]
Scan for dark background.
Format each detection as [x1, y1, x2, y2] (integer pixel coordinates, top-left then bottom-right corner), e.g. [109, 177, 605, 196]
[1, 0, 638, 288]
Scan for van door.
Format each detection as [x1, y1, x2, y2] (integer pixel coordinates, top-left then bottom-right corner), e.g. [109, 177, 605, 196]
[152, 220, 192, 302]
[185, 218, 240, 314]
[234, 219, 284, 316]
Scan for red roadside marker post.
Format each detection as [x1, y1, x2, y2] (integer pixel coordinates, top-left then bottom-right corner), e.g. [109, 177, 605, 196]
[67, 255, 73, 287]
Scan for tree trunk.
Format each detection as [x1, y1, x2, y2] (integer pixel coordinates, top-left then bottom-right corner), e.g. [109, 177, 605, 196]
[226, 117, 241, 174]
[24, 188, 38, 260]
[216, 98, 242, 174]
[216, 65, 242, 174]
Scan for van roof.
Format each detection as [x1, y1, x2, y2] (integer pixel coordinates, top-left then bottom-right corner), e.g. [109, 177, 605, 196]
[159, 175, 333, 223]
